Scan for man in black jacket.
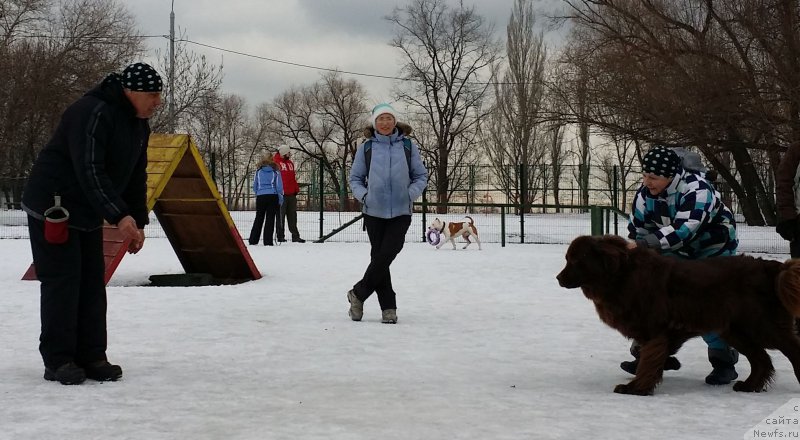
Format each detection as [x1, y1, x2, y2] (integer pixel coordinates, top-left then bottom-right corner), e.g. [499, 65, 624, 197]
[22, 62, 162, 385]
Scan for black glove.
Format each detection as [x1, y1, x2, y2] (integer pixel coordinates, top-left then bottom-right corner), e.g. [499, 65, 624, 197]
[776, 219, 797, 242]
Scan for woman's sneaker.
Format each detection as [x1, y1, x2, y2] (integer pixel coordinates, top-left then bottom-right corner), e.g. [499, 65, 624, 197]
[347, 290, 363, 321]
[44, 362, 86, 385]
[381, 309, 397, 324]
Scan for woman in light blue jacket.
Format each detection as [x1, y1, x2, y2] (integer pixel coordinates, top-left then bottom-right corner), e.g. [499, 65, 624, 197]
[248, 154, 284, 246]
[346, 103, 428, 324]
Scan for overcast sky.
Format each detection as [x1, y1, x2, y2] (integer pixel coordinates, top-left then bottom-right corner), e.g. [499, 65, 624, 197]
[125, 0, 564, 109]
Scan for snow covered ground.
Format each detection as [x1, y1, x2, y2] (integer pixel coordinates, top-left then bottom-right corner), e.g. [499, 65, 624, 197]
[0, 224, 797, 439]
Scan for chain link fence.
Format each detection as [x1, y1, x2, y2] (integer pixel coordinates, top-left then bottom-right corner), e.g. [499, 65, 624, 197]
[0, 163, 786, 254]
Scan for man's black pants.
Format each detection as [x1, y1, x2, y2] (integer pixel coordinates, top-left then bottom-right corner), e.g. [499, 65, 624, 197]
[28, 217, 107, 369]
[353, 214, 411, 311]
[277, 194, 300, 241]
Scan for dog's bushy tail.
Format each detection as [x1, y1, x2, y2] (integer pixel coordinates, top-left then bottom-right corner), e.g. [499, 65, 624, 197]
[778, 259, 800, 316]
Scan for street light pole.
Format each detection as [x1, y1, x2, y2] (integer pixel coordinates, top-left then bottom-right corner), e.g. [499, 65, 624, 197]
[168, 0, 176, 133]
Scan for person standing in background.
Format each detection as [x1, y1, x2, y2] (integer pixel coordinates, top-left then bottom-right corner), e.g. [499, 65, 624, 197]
[248, 154, 284, 246]
[776, 142, 800, 257]
[22, 62, 161, 385]
[273, 146, 305, 243]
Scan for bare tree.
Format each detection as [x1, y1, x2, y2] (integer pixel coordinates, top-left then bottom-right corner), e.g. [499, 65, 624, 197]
[596, 135, 638, 209]
[486, 0, 549, 213]
[188, 90, 223, 176]
[149, 32, 223, 134]
[208, 94, 274, 210]
[317, 71, 368, 163]
[267, 72, 369, 209]
[546, 120, 567, 211]
[0, 0, 49, 45]
[0, 0, 142, 207]
[596, 112, 642, 211]
[314, 71, 369, 206]
[410, 103, 485, 208]
[556, 0, 800, 225]
[388, 0, 500, 212]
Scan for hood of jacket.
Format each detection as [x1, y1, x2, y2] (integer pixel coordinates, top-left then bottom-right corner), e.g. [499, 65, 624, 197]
[361, 121, 413, 139]
[85, 73, 139, 119]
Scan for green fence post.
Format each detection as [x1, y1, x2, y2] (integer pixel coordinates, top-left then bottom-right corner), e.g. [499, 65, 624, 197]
[521, 164, 527, 243]
[339, 164, 346, 212]
[590, 205, 604, 236]
[421, 186, 428, 242]
[501, 205, 506, 247]
[318, 158, 324, 239]
[468, 165, 475, 212]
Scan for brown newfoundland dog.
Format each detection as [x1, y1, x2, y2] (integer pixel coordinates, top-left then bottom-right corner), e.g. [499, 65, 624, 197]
[556, 234, 800, 396]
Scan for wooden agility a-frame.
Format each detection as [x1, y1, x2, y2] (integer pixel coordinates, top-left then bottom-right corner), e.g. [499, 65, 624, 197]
[23, 133, 260, 284]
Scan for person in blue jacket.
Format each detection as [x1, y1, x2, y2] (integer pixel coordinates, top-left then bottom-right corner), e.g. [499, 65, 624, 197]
[248, 154, 284, 246]
[623, 145, 739, 385]
[347, 103, 428, 324]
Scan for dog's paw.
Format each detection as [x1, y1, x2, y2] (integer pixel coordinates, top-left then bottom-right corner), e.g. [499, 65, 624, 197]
[613, 383, 653, 396]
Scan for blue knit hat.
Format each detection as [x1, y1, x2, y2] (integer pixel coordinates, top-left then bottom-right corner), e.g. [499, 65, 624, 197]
[642, 146, 681, 178]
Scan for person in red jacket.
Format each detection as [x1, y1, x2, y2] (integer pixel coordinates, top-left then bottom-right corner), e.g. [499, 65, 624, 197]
[273, 146, 305, 243]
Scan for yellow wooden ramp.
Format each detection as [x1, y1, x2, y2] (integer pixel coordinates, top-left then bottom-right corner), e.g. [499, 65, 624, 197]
[146, 133, 260, 283]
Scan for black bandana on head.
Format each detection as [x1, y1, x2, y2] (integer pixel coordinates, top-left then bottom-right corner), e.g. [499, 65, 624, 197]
[642, 146, 680, 178]
[121, 62, 163, 92]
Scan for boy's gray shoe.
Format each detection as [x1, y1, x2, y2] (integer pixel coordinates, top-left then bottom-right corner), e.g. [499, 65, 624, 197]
[381, 309, 397, 324]
[347, 290, 363, 321]
[705, 348, 739, 385]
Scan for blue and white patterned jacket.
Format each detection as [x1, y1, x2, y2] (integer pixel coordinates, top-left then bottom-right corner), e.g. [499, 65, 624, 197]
[627, 169, 738, 259]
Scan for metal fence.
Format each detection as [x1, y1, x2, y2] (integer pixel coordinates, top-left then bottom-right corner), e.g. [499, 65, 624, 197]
[270, 163, 642, 212]
[241, 162, 746, 216]
[0, 204, 787, 255]
[0, 163, 787, 254]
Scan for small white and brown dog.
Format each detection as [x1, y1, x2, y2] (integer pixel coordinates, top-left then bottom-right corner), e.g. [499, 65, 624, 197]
[429, 216, 481, 250]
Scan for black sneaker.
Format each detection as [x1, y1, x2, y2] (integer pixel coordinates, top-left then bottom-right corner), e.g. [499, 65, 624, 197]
[83, 360, 123, 382]
[620, 356, 681, 375]
[619, 359, 637, 375]
[44, 362, 86, 385]
[277, 238, 287, 243]
[292, 238, 306, 243]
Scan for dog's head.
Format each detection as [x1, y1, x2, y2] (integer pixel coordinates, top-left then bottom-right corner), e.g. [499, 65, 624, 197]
[556, 235, 630, 289]
[429, 218, 444, 230]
